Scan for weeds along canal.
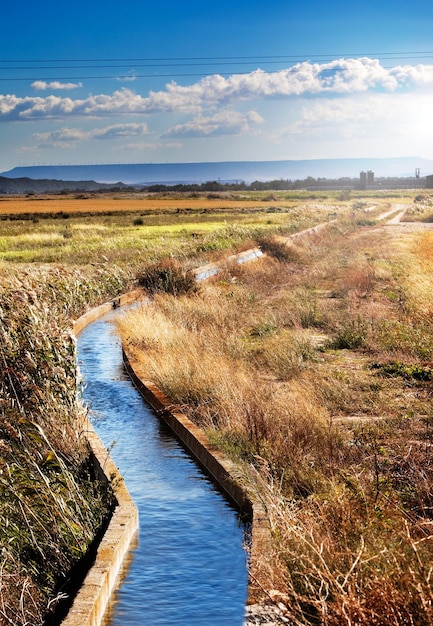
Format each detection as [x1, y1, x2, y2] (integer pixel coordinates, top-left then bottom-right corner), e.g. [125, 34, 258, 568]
[77, 310, 249, 626]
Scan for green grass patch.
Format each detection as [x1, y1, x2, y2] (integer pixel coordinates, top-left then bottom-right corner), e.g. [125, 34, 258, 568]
[0, 208, 313, 265]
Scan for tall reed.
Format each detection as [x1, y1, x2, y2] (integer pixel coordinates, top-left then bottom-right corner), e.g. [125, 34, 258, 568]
[0, 264, 131, 625]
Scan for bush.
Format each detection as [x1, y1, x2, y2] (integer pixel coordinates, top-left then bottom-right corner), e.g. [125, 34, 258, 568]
[138, 259, 198, 296]
[257, 236, 302, 263]
[330, 316, 369, 350]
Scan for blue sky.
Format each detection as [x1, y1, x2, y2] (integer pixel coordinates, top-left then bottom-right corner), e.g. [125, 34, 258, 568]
[1, 0, 433, 172]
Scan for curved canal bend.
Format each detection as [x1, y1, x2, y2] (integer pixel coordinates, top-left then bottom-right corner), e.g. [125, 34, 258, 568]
[77, 310, 249, 625]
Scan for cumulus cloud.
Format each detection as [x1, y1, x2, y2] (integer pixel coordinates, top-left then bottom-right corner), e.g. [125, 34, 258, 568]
[286, 98, 380, 139]
[2, 58, 433, 123]
[163, 110, 264, 138]
[31, 81, 83, 90]
[277, 92, 433, 144]
[33, 127, 87, 147]
[32, 123, 148, 147]
[90, 123, 148, 139]
[0, 90, 151, 121]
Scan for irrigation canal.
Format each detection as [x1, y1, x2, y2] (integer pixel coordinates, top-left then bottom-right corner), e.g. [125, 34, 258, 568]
[77, 310, 249, 625]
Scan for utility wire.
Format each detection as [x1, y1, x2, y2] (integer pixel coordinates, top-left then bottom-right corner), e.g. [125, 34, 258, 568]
[1, 54, 433, 71]
[0, 50, 432, 63]
[1, 52, 432, 82]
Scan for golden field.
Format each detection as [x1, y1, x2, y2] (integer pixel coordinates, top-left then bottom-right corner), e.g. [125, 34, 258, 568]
[0, 194, 297, 215]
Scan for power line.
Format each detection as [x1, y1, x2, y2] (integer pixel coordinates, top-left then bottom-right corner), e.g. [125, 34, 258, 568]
[1, 52, 432, 83]
[0, 60, 348, 70]
[1, 54, 433, 72]
[1, 73, 257, 81]
[1, 65, 432, 82]
[0, 50, 432, 63]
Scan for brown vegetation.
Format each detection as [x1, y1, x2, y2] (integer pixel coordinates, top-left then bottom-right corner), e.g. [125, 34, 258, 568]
[0, 264, 132, 625]
[118, 212, 433, 624]
[2, 192, 432, 624]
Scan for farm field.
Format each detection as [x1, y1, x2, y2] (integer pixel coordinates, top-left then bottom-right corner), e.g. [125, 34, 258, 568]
[0, 187, 420, 216]
[0, 192, 338, 265]
[0, 194, 300, 216]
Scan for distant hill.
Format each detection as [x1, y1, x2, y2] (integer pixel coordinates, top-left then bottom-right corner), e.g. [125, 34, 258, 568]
[2, 157, 432, 186]
[0, 176, 129, 195]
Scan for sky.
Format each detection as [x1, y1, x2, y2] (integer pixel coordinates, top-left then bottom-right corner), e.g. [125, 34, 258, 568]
[1, 0, 433, 172]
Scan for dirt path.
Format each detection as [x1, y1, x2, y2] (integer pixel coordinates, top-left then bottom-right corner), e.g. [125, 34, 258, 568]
[382, 203, 433, 229]
[377, 204, 407, 222]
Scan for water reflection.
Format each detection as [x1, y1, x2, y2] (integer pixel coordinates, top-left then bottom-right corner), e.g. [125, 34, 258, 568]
[77, 313, 248, 625]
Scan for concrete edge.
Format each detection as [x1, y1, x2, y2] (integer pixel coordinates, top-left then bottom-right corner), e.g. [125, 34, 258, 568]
[61, 289, 143, 626]
[191, 220, 334, 282]
[122, 347, 276, 604]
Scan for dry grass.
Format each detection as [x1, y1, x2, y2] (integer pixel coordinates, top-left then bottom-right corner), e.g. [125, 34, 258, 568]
[1, 194, 429, 623]
[119, 212, 433, 624]
[0, 264, 134, 625]
[0, 195, 335, 623]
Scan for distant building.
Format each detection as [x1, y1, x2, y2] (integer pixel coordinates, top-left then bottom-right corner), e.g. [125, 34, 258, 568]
[359, 170, 374, 189]
[426, 175, 433, 189]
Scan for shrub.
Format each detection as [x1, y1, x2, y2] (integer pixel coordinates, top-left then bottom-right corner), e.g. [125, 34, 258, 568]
[330, 316, 370, 350]
[257, 236, 302, 263]
[137, 259, 198, 296]
[371, 361, 433, 381]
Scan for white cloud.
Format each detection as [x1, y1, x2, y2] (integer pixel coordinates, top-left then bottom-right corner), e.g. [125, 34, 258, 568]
[32, 123, 148, 148]
[163, 110, 264, 137]
[275, 92, 433, 154]
[2, 58, 433, 123]
[33, 127, 87, 147]
[31, 81, 83, 91]
[0, 90, 151, 121]
[90, 123, 148, 139]
[115, 71, 137, 83]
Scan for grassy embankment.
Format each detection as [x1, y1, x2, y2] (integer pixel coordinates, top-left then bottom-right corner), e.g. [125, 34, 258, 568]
[117, 191, 433, 625]
[0, 191, 339, 625]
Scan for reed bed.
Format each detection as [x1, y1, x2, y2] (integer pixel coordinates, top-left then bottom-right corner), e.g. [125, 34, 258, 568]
[118, 211, 433, 624]
[0, 263, 133, 625]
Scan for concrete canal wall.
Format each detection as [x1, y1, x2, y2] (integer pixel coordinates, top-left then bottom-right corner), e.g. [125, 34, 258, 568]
[63, 288, 273, 623]
[62, 290, 143, 626]
[63, 236, 298, 623]
[121, 348, 276, 604]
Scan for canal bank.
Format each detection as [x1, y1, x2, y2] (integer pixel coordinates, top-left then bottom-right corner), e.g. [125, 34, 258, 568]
[62, 291, 144, 626]
[66, 297, 252, 625]
[63, 237, 292, 624]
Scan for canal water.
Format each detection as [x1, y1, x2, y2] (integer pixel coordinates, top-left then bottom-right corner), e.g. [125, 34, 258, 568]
[77, 311, 249, 625]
